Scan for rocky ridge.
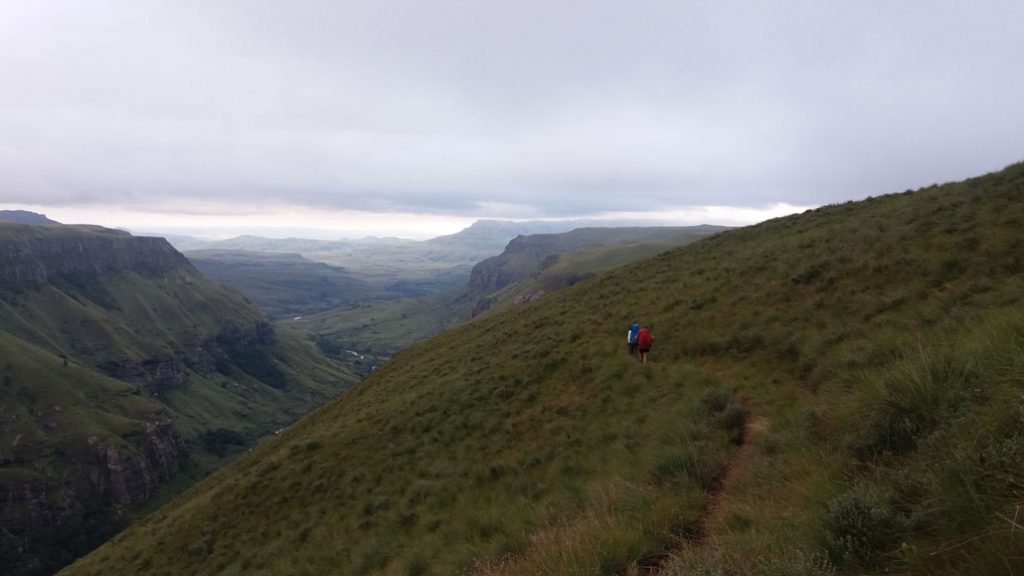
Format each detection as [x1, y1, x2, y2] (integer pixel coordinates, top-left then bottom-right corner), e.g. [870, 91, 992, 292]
[0, 223, 187, 286]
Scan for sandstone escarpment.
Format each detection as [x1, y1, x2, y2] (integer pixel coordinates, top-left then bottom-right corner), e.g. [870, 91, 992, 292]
[0, 224, 188, 286]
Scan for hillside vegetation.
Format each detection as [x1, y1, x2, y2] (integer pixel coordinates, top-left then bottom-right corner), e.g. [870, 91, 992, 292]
[65, 162, 1024, 575]
[0, 225, 357, 575]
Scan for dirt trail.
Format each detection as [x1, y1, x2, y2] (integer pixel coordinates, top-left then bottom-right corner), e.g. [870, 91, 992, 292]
[702, 416, 769, 532]
[635, 415, 771, 576]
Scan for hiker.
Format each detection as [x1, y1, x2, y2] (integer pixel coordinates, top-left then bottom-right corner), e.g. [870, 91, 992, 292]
[636, 326, 654, 364]
[627, 321, 640, 354]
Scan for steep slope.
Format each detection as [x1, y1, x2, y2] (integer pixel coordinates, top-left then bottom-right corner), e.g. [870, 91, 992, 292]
[65, 162, 1024, 575]
[0, 224, 357, 575]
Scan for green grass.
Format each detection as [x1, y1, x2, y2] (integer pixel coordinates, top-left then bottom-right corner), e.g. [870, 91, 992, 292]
[64, 161, 1024, 575]
[1, 239, 358, 575]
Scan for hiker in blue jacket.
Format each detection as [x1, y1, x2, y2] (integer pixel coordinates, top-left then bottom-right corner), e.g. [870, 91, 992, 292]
[627, 321, 640, 354]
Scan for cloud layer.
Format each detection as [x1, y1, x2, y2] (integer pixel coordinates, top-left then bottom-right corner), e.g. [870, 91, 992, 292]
[1, 0, 1022, 222]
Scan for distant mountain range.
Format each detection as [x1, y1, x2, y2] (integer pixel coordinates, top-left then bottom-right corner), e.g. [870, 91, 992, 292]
[164, 218, 705, 273]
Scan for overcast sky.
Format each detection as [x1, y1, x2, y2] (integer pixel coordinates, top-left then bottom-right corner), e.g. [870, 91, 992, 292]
[1, 1, 1022, 238]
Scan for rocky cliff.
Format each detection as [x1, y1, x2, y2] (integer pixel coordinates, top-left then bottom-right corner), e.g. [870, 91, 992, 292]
[0, 223, 188, 286]
[467, 235, 536, 293]
[1, 421, 185, 575]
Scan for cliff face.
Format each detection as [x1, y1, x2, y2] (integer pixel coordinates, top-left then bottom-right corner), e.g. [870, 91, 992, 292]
[467, 235, 536, 293]
[0, 225, 188, 285]
[0, 422, 185, 575]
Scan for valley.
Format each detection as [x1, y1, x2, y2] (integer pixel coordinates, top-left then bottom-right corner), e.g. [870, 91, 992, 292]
[57, 163, 1024, 575]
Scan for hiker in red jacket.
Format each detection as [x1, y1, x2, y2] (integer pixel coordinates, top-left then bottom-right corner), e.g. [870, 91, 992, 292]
[636, 326, 654, 364]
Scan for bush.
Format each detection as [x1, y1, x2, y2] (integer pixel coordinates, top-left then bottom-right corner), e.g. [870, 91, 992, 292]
[199, 428, 247, 457]
[823, 487, 902, 568]
[717, 402, 750, 436]
[701, 388, 731, 414]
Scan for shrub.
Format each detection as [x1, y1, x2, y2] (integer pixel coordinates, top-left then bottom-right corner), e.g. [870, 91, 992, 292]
[701, 387, 731, 414]
[823, 487, 902, 569]
[199, 428, 247, 457]
[716, 402, 750, 437]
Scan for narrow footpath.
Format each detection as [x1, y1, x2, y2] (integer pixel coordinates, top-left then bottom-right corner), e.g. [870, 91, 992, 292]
[636, 414, 771, 576]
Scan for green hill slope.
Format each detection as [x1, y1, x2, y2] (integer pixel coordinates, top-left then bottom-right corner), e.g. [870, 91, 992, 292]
[64, 162, 1024, 575]
[0, 224, 357, 575]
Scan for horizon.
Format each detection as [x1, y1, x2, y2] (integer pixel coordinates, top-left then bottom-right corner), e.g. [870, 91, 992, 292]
[0, 201, 814, 241]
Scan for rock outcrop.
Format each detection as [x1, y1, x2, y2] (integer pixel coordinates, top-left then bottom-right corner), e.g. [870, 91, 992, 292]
[216, 320, 278, 348]
[98, 357, 190, 395]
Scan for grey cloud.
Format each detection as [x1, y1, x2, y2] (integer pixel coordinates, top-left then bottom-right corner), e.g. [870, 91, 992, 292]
[0, 0, 1022, 219]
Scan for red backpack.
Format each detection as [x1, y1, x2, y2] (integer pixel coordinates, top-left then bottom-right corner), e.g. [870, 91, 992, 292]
[637, 328, 653, 349]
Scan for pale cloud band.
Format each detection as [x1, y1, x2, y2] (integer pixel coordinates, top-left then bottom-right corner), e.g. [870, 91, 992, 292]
[1, 1, 1021, 232]
[0, 201, 814, 240]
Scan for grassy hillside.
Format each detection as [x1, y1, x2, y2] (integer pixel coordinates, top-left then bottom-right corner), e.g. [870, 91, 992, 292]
[64, 162, 1024, 575]
[0, 227, 358, 575]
